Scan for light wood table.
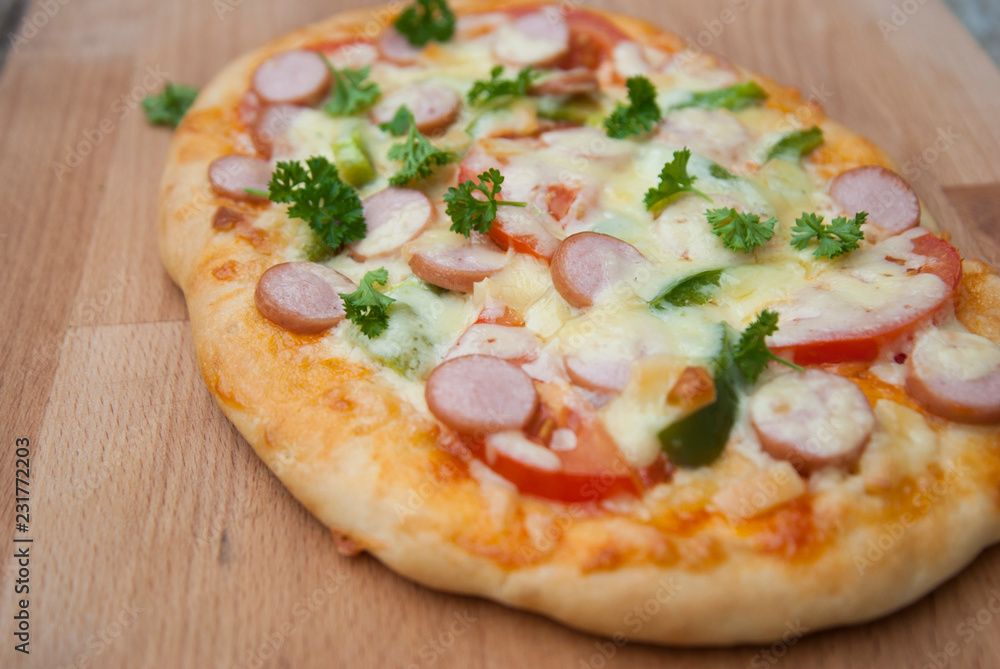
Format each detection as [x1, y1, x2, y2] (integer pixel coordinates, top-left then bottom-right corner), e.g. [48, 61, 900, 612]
[2, 0, 1000, 666]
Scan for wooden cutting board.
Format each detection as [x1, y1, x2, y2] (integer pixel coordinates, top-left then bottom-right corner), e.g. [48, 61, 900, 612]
[2, 0, 1000, 666]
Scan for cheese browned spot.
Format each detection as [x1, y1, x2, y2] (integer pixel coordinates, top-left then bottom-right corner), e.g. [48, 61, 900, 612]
[425, 355, 539, 435]
[906, 329, 1000, 423]
[749, 370, 876, 473]
[254, 262, 355, 335]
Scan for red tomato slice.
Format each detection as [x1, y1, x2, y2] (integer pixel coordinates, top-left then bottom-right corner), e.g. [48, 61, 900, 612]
[471, 385, 642, 503]
[773, 232, 962, 365]
[561, 9, 628, 70]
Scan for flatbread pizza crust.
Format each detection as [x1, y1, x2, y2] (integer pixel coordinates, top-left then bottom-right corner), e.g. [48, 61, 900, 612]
[158, 0, 1000, 644]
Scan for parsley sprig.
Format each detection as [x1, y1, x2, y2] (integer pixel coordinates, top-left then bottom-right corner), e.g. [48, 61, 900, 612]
[791, 211, 866, 259]
[444, 168, 526, 236]
[604, 75, 662, 139]
[395, 0, 455, 47]
[467, 66, 539, 107]
[644, 148, 712, 214]
[670, 81, 767, 112]
[267, 157, 366, 251]
[323, 62, 381, 116]
[706, 207, 776, 254]
[733, 310, 803, 382]
[142, 83, 199, 127]
[339, 268, 396, 338]
[765, 126, 824, 163]
[384, 107, 454, 185]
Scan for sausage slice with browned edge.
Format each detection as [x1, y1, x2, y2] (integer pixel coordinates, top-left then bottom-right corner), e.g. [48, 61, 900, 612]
[377, 27, 422, 65]
[530, 68, 600, 96]
[209, 155, 273, 203]
[408, 242, 507, 293]
[371, 82, 461, 134]
[906, 329, 1000, 424]
[492, 10, 570, 67]
[564, 356, 630, 393]
[550, 232, 645, 308]
[426, 355, 539, 435]
[251, 104, 303, 157]
[830, 165, 920, 235]
[749, 370, 876, 474]
[349, 187, 432, 260]
[254, 262, 356, 335]
[252, 50, 331, 106]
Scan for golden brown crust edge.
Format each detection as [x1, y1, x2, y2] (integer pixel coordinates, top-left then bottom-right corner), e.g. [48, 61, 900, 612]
[158, 1, 1000, 645]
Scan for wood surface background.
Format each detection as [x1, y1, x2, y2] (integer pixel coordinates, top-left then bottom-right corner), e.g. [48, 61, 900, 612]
[2, 0, 1000, 666]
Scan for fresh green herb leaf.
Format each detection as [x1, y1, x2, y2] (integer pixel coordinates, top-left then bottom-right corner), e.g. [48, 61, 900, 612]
[444, 168, 526, 236]
[672, 81, 767, 112]
[339, 268, 396, 338]
[658, 311, 801, 467]
[386, 108, 454, 185]
[467, 65, 539, 106]
[651, 269, 724, 308]
[732, 310, 803, 382]
[644, 148, 712, 214]
[394, 0, 455, 47]
[244, 188, 270, 198]
[142, 83, 199, 127]
[709, 163, 737, 180]
[791, 211, 866, 259]
[323, 62, 381, 116]
[267, 156, 366, 251]
[379, 106, 415, 137]
[706, 207, 776, 254]
[765, 126, 823, 163]
[604, 75, 662, 139]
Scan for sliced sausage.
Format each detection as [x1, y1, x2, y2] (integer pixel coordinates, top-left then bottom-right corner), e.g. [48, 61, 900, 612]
[550, 232, 645, 308]
[564, 356, 630, 393]
[830, 165, 920, 235]
[905, 329, 1000, 424]
[448, 324, 542, 362]
[371, 82, 461, 135]
[749, 370, 876, 474]
[251, 50, 331, 106]
[377, 27, 422, 64]
[251, 104, 303, 158]
[492, 9, 570, 67]
[209, 155, 273, 203]
[425, 355, 539, 435]
[408, 242, 507, 293]
[349, 188, 432, 260]
[530, 68, 599, 96]
[254, 262, 356, 335]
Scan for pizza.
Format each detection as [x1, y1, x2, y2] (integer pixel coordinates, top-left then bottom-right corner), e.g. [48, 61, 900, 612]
[156, 0, 1000, 645]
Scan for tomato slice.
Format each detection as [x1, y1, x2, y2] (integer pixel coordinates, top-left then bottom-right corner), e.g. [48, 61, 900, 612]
[771, 231, 963, 365]
[470, 384, 645, 503]
[561, 9, 628, 70]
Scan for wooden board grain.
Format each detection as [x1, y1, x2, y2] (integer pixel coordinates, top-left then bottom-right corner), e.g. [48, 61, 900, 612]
[2, 0, 1000, 666]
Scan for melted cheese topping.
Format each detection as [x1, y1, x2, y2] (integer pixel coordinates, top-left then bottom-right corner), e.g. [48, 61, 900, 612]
[257, 14, 978, 480]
